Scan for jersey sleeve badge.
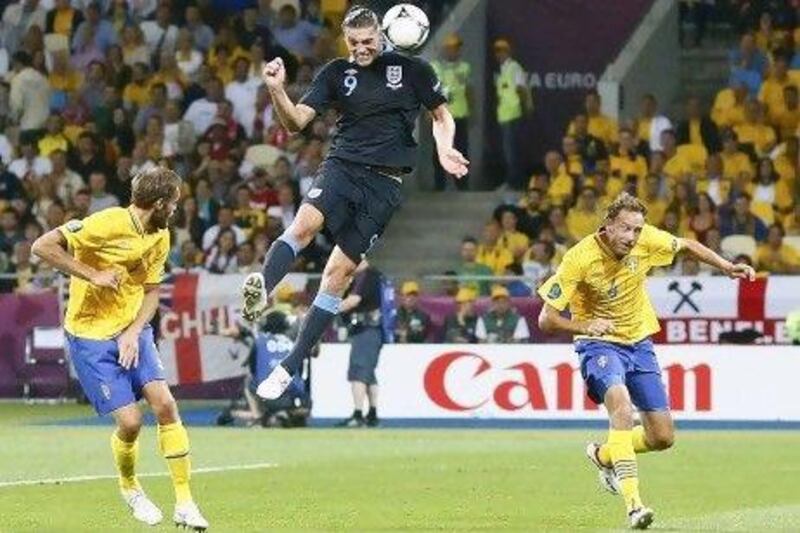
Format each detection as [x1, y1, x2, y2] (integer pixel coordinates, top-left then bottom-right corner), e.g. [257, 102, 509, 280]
[547, 282, 562, 300]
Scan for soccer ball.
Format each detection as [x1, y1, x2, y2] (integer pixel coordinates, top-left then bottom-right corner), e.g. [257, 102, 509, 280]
[382, 4, 430, 51]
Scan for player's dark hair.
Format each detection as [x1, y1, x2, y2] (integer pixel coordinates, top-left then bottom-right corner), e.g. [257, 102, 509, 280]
[605, 192, 648, 222]
[342, 5, 379, 30]
[131, 167, 182, 209]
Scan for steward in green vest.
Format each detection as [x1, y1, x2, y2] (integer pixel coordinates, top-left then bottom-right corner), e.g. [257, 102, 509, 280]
[431, 34, 472, 191]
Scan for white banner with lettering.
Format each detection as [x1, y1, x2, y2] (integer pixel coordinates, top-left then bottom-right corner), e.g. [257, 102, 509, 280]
[311, 344, 800, 421]
[157, 272, 308, 386]
[647, 276, 799, 344]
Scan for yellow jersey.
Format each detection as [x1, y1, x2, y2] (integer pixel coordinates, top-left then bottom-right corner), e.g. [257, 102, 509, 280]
[538, 224, 682, 345]
[476, 244, 514, 275]
[663, 145, 707, 182]
[568, 114, 618, 145]
[60, 207, 170, 340]
[711, 88, 746, 128]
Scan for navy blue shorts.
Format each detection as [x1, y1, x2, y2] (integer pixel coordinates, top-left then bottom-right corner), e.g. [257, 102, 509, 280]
[66, 326, 165, 416]
[304, 157, 403, 263]
[576, 338, 669, 411]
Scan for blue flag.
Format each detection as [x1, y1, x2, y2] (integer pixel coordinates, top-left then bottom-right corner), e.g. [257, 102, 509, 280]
[380, 276, 396, 344]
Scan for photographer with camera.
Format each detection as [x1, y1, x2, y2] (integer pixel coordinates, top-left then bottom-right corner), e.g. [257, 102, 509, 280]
[217, 286, 312, 428]
[336, 260, 385, 428]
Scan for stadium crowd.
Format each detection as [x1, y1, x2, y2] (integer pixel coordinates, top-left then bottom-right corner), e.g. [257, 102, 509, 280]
[0, 0, 452, 294]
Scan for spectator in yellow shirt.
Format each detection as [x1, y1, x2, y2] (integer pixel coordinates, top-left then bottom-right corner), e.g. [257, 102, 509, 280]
[734, 100, 777, 157]
[758, 53, 793, 119]
[719, 129, 755, 181]
[568, 90, 617, 145]
[38, 115, 70, 157]
[476, 220, 514, 275]
[772, 85, 800, 140]
[566, 186, 603, 242]
[544, 149, 575, 206]
[48, 50, 82, 99]
[559, 136, 584, 177]
[676, 95, 721, 153]
[610, 127, 648, 191]
[661, 129, 707, 183]
[122, 62, 152, 111]
[640, 174, 668, 227]
[755, 12, 785, 53]
[755, 223, 800, 273]
[773, 135, 798, 184]
[233, 184, 268, 239]
[46, 0, 84, 39]
[497, 207, 530, 261]
[712, 80, 748, 128]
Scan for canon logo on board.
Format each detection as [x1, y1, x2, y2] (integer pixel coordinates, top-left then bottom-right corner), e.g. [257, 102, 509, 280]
[422, 352, 711, 413]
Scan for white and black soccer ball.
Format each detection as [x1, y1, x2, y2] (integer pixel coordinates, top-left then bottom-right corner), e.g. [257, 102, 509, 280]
[382, 4, 430, 51]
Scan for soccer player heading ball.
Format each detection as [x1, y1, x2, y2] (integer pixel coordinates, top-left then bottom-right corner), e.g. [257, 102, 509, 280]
[32, 167, 208, 530]
[537, 192, 755, 530]
[241, 5, 468, 398]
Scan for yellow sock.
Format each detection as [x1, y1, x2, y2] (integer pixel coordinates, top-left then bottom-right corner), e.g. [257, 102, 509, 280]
[157, 422, 193, 504]
[111, 431, 140, 491]
[598, 425, 652, 465]
[632, 425, 652, 454]
[607, 429, 643, 513]
[598, 443, 612, 466]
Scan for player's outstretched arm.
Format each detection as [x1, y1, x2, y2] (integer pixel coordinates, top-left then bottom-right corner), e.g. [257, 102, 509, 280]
[262, 57, 317, 134]
[31, 229, 120, 289]
[430, 104, 469, 178]
[538, 303, 615, 337]
[679, 238, 756, 280]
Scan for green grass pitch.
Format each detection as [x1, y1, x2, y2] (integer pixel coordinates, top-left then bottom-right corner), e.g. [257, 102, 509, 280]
[1, 403, 799, 531]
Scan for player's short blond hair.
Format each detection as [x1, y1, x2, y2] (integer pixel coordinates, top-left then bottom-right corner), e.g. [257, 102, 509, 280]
[131, 167, 182, 209]
[342, 5, 379, 30]
[604, 192, 648, 222]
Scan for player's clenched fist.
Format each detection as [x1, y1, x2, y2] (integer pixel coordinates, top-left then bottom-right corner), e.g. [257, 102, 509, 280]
[91, 269, 120, 290]
[262, 57, 286, 89]
[583, 318, 615, 336]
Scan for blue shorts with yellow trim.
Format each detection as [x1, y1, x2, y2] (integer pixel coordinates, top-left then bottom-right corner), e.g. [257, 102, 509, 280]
[66, 326, 165, 416]
[575, 338, 669, 411]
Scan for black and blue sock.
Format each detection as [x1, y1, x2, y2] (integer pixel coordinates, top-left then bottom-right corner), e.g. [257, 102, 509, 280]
[281, 292, 341, 375]
[260, 232, 302, 295]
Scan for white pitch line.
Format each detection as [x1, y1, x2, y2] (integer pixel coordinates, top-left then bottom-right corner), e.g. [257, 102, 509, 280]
[0, 462, 278, 488]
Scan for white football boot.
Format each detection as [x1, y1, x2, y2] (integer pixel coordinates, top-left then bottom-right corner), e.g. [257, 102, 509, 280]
[121, 488, 163, 526]
[173, 500, 209, 531]
[585, 442, 620, 495]
[256, 364, 292, 400]
[241, 272, 269, 322]
[628, 506, 655, 530]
